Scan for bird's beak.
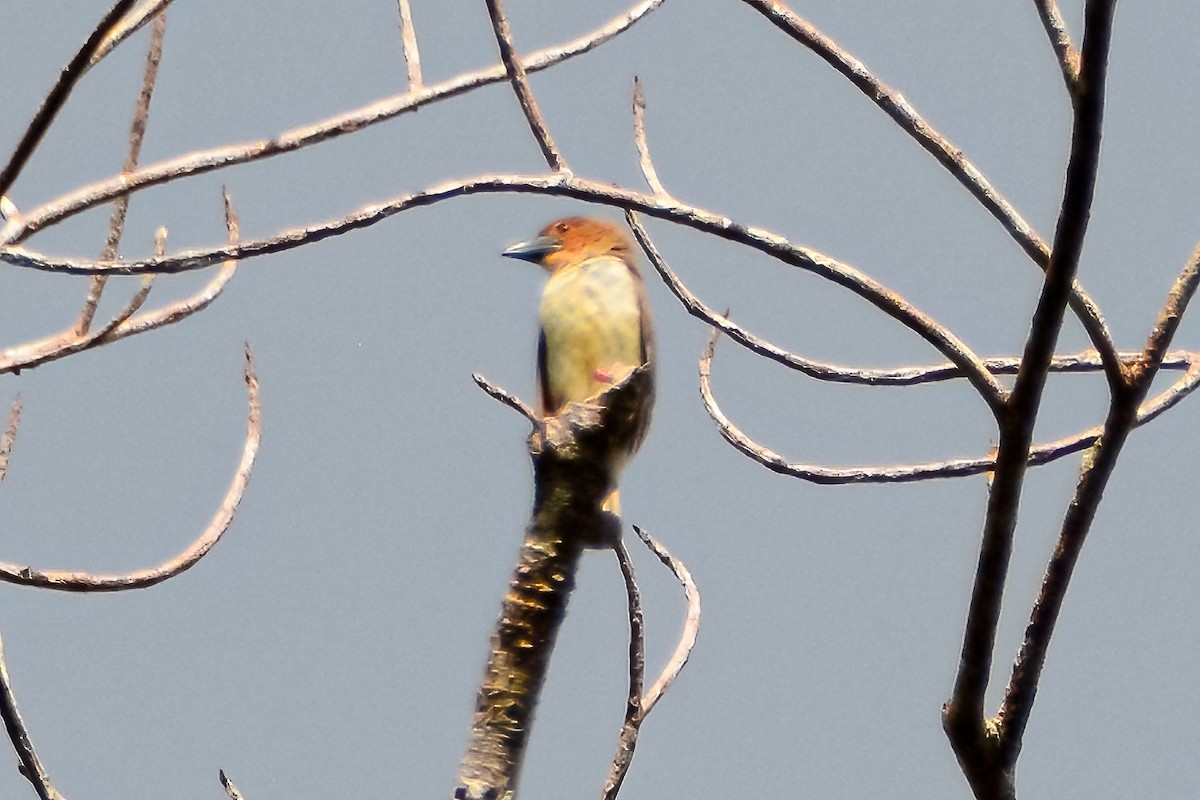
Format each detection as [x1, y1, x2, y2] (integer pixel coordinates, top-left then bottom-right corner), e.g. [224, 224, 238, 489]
[502, 236, 560, 263]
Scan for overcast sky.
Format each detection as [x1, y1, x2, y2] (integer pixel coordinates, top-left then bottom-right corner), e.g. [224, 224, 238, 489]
[1, 2, 1198, 798]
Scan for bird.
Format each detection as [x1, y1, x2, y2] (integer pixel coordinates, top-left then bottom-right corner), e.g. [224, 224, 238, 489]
[502, 216, 655, 517]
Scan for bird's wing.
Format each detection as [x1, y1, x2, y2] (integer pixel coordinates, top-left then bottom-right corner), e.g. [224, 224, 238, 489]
[535, 327, 551, 415]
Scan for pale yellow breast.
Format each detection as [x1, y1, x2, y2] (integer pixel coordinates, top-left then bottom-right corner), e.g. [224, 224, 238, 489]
[538, 255, 644, 411]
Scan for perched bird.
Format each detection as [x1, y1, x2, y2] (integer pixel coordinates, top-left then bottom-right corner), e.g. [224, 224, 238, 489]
[503, 216, 655, 516]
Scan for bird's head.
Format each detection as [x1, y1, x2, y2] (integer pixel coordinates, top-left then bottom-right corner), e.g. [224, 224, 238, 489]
[502, 217, 633, 273]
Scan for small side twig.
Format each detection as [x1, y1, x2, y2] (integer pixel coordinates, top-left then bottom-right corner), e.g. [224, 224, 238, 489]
[631, 78, 667, 198]
[602, 539, 646, 800]
[396, 0, 423, 89]
[78, 5, 167, 336]
[484, 0, 569, 172]
[0, 627, 64, 800]
[1033, 0, 1082, 90]
[700, 326, 1200, 484]
[472, 372, 538, 426]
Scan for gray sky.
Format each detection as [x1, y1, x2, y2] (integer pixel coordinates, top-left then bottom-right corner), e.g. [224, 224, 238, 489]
[2, 1, 1198, 798]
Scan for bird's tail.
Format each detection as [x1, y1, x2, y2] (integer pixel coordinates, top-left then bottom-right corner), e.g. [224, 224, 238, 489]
[601, 487, 621, 517]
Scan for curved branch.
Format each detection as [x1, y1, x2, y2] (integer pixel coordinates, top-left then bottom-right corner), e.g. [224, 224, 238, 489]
[0, 344, 261, 591]
[700, 326, 1200, 485]
[738, 0, 1123, 391]
[1, 0, 668, 245]
[634, 526, 700, 717]
[2, 172, 1008, 412]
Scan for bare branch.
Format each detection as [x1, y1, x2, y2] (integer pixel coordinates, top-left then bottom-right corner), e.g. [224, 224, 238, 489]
[1, 0, 667, 245]
[472, 373, 539, 426]
[700, 327, 1200, 485]
[634, 526, 700, 717]
[78, 6, 167, 336]
[485, 0, 568, 172]
[1130, 243, 1200, 391]
[218, 770, 246, 800]
[738, 0, 1123, 390]
[1, 200, 235, 376]
[0, 342, 260, 592]
[5, 173, 1009, 414]
[396, 0, 423, 89]
[628, 210, 1013, 395]
[1033, 0, 1082, 89]
[631, 78, 667, 197]
[1000, 241, 1200, 762]
[946, 3, 1117, 791]
[602, 539, 646, 800]
[0, 399, 21, 486]
[0, 0, 140, 200]
[0, 626, 64, 800]
[90, 0, 176, 68]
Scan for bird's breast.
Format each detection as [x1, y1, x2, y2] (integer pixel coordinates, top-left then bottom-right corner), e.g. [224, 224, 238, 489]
[538, 256, 644, 411]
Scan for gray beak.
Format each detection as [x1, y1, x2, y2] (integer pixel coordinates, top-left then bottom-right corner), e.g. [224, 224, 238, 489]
[502, 236, 560, 262]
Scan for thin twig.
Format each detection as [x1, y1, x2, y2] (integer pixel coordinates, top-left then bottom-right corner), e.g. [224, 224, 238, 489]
[89, 0, 176, 68]
[218, 770, 246, 800]
[699, 327, 1200, 484]
[0, 0, 140, 200]
[1032, 0, 1082, 89]
[396, 0, 423, 88]
[634, 526, 700, 716]
[602, 539, 646, 800]
[78, 6, 167, 336]
[631, 78, 667, 197]
[1, 0, 668, 246]
[0, 398, 22, 485]
[738, 0, 1123, 391]
[0, 627, 63, 800]
[484, 0, 569, 172]
[473, 372, 538, 426]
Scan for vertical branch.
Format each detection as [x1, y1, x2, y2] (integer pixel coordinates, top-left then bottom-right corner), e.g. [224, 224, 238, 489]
[483, 0, 569, 172]
[78, 7, 167, 336]
[601, 540, 645, 800]
[944, 2, 1117, 796]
